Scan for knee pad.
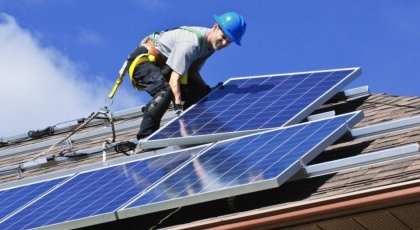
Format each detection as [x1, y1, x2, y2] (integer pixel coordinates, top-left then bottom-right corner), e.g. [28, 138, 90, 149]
[147, 87, 172, 121]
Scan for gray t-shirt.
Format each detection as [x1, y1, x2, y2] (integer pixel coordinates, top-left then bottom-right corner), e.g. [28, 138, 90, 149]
[153, 26, 215, 76]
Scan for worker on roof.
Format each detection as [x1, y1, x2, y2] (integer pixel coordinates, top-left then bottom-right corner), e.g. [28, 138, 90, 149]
[125, 11, 247, 140]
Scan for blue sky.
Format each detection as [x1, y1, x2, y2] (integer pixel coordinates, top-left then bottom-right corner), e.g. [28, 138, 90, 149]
[1, 0, 419, 137]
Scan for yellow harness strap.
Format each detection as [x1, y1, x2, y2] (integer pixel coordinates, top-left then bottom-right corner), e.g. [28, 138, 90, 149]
[128, 53, 156, 90]
[128, 52, 188, 88]
[181, 72, 188, 85]
[110, 29, 195, 98]
[108, 61, 128, 99]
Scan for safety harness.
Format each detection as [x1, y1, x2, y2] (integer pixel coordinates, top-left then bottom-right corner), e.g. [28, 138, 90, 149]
[108, 27, 205, 100]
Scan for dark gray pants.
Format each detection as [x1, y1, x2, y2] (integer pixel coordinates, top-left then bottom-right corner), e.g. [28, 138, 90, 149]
[131, 51, 210, 140]
[133, 61, 172, 140]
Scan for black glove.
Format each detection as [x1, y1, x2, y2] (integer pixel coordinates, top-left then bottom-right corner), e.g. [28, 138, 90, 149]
[212, 82, 224, 90]
[174, 103, 183, 116]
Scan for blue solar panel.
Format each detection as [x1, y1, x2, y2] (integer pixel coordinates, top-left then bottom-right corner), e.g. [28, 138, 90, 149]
[142, 67, 361, 149]
[0, 146, 207, 230]
[118, 111, 363, 218]
[0, 177, 67, 222]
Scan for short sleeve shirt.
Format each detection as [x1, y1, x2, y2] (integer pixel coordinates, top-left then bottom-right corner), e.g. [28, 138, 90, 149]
[154, 27, 215, 76]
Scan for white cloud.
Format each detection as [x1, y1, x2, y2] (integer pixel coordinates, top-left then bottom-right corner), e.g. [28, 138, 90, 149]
[77, 28, 104, 46]
[0, 13, 140, 137]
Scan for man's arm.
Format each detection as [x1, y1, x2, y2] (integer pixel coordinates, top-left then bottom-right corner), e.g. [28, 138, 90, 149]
[169, 70, 182, 104]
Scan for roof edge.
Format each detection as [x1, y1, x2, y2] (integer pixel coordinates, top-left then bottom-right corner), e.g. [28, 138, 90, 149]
[169, 178, 420, 230]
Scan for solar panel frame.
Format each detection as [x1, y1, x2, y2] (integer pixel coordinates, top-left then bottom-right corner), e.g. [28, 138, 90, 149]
[141, 67, 361, 149]
[0, 176, 70, 223]
[0, 66, 363, 229]
[0, 145, 210, 230]
[118, 111, 363, 219]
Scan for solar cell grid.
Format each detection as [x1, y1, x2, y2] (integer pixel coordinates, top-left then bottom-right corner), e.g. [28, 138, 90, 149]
[143, 68, 360, 149]
[0, 177, 67, 222]
[0, 67, 362, 229]
[119, 111, 363, 218]
[0, 147, 205, 230]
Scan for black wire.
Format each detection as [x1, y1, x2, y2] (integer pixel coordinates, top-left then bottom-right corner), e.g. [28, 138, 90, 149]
[64, 152, 89, 158]
[0, 141, 9, 147]
[58, 141, 135, 159]
[60, 143, 117, 159]
[94, 116, 109, 120]
[2, 108, 141, 148]
[28, 126, 55, 139]
[114, 141, 136, 155]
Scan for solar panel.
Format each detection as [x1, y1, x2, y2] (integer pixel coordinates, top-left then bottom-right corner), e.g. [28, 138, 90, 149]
[141, 67, 361, 149]
[0, 177, 68, 222]
[118, 111, 363, 218]
[0, 145, 208, 230]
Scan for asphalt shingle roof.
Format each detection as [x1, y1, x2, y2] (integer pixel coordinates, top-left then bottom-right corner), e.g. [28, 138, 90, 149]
[1, 92, 420, 229]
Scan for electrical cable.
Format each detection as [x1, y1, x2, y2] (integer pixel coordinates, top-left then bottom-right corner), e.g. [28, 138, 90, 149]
[114, 141, 136, 155]
[0, 140, 9, 147]
[27, 126, 55, 139]
[31, 111, 100, 160]
[148, 207, 182, 230]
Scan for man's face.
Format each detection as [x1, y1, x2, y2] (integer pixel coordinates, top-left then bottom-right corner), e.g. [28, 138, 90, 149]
[211, 24, 232, 50]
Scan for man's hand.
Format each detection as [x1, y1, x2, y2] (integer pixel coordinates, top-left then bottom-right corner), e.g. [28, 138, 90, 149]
[174, 103, 183, 116]
[213, 82, 224, 90]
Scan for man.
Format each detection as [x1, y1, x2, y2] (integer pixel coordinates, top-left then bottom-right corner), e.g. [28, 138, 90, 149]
[126, 11, 246, 140]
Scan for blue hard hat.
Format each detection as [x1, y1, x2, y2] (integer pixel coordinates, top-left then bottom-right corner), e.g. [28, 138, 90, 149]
[214, 12, 246, 46]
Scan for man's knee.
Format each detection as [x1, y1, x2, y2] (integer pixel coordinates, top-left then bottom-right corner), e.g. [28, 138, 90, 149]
[147, 87, 172, 121]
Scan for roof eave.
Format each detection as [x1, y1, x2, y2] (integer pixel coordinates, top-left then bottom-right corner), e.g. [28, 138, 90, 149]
[170, 179, 420, 230]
